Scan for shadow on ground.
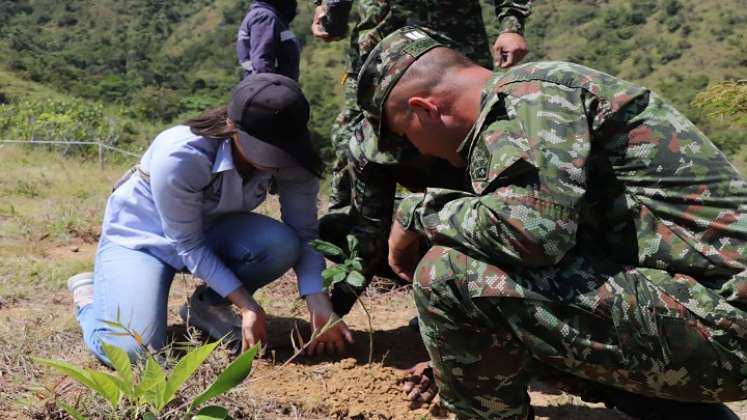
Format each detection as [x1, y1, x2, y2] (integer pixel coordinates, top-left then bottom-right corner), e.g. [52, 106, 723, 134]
[164, 314, 428, 370]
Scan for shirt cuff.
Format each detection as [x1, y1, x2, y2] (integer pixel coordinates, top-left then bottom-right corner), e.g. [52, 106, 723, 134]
[395, 193, 425, 232]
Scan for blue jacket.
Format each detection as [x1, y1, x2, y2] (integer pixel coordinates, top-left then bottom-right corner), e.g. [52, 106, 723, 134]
[236, 1, 300, 81]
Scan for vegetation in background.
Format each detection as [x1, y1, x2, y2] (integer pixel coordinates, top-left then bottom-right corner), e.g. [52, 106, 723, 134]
[0, 99, 124, 153]
[0, 0, 744, 160]
[693, 81, 747, 125]
[692, 81, 747, 156]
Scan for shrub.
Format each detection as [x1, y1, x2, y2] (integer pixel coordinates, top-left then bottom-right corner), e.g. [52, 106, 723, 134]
[133, 86, 185, 122]
[0, 98, 122, 155]
[693, 81, 747, 127]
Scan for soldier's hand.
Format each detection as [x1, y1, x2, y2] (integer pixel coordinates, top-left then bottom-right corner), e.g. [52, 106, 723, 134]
[388, 221, 421, 282]
[311, 5, 343, 42]
[401, 361, 438, 408]
[493, 32, 529, 68]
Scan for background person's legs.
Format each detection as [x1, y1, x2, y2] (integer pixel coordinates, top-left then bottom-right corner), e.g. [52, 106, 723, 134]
[327, 76, 361, 212]
[77, 238, 175, 366]
[413, 246, 747, 419]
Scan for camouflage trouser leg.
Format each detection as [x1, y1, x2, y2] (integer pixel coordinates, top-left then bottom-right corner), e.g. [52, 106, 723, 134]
[328, 75, 362, 211]
[413, 246, 747, 420]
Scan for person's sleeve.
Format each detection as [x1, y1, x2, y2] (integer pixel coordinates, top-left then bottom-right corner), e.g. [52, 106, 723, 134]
[248, 10, 281, 74]
[275, 166, 326, 297]
[492, 0, 531, 34]
[396, 82, 595, 268]
[149, 142, 243, 297]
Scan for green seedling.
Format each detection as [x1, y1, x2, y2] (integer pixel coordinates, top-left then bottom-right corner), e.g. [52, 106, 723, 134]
[310, 234, 374, 364]
[34, 316, 258, 420]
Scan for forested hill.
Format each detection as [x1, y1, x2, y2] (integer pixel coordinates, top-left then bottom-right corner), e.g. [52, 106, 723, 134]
[0, 0, 745, 158]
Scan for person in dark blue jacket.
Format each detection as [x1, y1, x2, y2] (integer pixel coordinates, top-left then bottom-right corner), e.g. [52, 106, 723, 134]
[237, 0, 301, 80]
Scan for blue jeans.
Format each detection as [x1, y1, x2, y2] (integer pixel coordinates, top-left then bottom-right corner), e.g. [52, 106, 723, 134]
[77, 213, 301, 365]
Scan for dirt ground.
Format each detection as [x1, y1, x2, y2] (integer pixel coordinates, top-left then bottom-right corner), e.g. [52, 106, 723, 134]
[2, 240, 747, 419]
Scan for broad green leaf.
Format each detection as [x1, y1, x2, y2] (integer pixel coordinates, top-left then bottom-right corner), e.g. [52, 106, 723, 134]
[136, 354, 167, 409]
[161, 341, 220, 408]
[87, 370, 123, 407]
[57, 401, 88, 420]
[142, 412, 158, 420]
[309, 239, 345, 258]
[101, 342, 134, 396]
[190, 345, 258, 409]
[322, 265, 347, 289]
[145, 382, 167, 413]
[192, 405, 230, 420]
[332, 270, 347, 284]
[346, 271, 366, 288]
[34, 358, 97, 393]
[346, 235, 359, 258]
[350, 258, 363, 272]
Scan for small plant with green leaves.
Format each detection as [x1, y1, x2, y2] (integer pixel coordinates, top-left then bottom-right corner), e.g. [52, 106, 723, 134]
[310, 234, 374, 363]
[34, 317, 258, 420]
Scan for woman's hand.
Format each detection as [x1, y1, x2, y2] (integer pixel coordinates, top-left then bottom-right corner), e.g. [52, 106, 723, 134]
[239, 304, 267, 354]
[227, 286, 267, 353]
[305, 292, 354, 356]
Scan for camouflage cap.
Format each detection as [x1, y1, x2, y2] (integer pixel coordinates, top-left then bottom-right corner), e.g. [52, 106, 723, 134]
[357, 26, 449, 138]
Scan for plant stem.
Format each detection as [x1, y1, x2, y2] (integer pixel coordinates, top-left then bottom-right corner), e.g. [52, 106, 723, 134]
[340, 283, 374, 365]
[278, 317, 344, 369]
[357, 298, 374, 365]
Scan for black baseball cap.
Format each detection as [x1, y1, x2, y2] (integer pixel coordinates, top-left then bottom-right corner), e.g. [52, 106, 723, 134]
[227, 73, 311, 169]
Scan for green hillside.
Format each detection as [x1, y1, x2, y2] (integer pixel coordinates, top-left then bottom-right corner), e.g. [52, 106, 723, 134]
[0, 0, 744, 158]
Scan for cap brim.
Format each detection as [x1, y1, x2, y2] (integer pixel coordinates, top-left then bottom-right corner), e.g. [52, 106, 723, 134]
[237, 130, 299, 169]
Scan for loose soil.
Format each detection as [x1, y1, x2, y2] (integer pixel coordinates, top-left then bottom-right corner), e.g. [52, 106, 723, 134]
[2, 240, 746, 419]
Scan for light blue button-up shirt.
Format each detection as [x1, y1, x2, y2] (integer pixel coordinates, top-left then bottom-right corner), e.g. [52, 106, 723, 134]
[102, 125, 324, 297]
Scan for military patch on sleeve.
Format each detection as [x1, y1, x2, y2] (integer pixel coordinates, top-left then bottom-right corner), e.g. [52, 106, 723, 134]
[470, 141, 490, 182]
[403, 30, 427, 41]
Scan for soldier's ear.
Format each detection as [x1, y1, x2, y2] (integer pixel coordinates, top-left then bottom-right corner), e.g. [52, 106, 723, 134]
[407, 97, 439, 122]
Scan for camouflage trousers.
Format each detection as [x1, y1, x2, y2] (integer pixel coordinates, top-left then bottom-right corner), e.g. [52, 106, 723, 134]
[327, 75, 361, 211]
[413, 246, 747, 420]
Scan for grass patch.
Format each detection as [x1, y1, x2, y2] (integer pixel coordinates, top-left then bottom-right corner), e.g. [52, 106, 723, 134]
[0, 144, 131, 303]
[0, 256, 92, 304]
[0, 145, 131, 241]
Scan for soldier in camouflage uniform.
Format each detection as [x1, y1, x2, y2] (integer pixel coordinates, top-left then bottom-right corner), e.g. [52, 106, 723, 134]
[310, 0, 532, 315]
[356, 26, 747, 419]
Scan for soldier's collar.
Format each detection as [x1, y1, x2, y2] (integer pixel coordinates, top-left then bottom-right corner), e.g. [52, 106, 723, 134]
[457, 72, 504, 162]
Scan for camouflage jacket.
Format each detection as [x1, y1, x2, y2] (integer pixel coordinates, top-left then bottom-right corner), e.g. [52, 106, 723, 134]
[315, 0, 531, 72]
[346, 120, 467, 275]
[397, 61, 747, 306]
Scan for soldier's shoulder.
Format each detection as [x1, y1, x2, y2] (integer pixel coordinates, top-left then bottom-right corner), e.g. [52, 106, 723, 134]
[494, 61, 644, 98]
